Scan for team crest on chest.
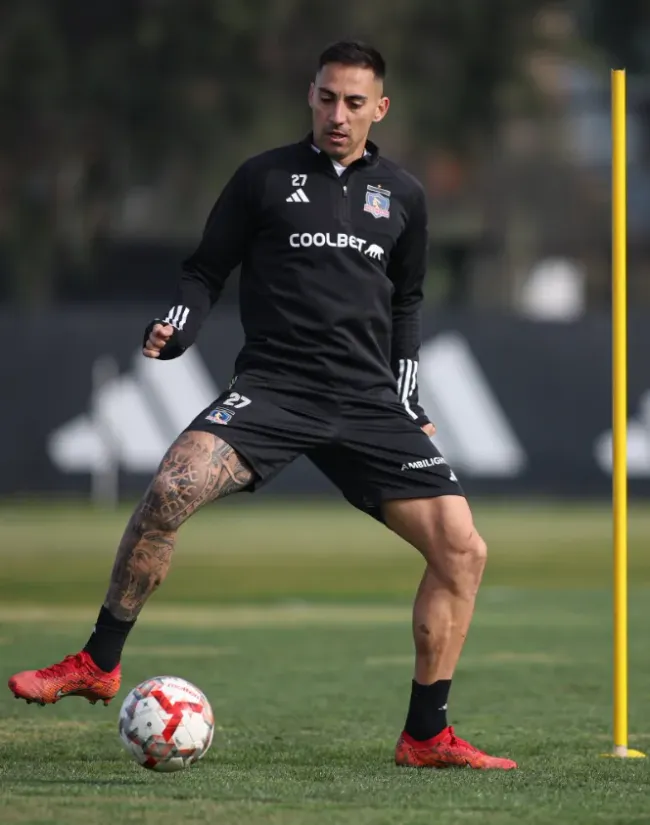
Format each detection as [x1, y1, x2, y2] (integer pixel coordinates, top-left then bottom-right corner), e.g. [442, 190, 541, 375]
[364, 185, 391, 219]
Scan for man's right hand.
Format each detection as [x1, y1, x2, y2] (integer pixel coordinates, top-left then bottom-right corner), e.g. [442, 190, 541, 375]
[143, 323, 175, 358]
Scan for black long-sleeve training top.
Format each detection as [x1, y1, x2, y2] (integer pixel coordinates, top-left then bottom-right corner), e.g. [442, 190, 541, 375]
[152, 133, 430, 424]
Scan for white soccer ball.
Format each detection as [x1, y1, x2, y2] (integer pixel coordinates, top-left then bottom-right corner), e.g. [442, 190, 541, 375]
[118, 675, 214, 772]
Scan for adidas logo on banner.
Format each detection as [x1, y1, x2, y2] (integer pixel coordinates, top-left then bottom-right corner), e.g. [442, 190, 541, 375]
[47, 331, 526, 481]
[286, 188, 309, 203]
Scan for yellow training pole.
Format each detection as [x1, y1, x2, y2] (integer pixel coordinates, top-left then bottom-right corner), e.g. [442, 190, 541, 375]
[612, 67, 629, 758]
[608, 68, 645, 760]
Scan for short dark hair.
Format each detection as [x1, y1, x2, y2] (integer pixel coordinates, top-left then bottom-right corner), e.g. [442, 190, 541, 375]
[317, 40, 386, 80]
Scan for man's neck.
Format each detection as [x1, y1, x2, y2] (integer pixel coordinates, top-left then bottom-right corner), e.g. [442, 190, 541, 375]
[311, 142, 369, 166]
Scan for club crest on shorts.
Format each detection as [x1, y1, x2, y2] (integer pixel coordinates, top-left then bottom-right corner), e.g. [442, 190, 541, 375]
[205, 407, 232, 425]
[364, 185, 391, 219]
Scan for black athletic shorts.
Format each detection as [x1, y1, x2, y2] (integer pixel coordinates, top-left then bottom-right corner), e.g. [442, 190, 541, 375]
[184, 375, 463, 521]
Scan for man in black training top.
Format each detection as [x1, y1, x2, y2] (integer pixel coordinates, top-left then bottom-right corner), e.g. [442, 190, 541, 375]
[9, 40, 516, 771]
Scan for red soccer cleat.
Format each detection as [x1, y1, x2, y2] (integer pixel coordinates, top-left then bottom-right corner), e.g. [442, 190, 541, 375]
[8, 651, 121, 706]
[395, 726, 517, 770]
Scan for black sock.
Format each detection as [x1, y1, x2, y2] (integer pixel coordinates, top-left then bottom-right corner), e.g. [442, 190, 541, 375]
[83, 606, 135, 672]
[403, 679, 451, 741]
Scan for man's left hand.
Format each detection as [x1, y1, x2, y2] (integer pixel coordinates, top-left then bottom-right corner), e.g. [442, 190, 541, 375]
[421, 422, 436, 437]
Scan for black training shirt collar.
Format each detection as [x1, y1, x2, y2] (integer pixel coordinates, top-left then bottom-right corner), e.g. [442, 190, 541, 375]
[300, 133, 379, 167]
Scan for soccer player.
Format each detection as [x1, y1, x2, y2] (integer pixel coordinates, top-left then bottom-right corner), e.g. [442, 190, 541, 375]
[9, 40, 516, 770]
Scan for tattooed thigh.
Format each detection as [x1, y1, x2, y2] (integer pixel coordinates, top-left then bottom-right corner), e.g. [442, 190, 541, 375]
[139, 431, 254, 532]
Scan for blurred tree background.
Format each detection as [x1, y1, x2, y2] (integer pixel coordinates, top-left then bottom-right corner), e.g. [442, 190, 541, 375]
[0, 0, 647, 310]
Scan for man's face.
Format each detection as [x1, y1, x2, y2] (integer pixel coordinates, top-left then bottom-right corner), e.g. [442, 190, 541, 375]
[308, 63, 389, 163]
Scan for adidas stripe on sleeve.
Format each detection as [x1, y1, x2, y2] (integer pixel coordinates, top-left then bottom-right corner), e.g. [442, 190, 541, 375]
[163, 305, 190, 331]
[397, 358, 419, 420]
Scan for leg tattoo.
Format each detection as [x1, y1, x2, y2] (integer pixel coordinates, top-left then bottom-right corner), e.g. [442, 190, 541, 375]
[105, 433, 254, 621]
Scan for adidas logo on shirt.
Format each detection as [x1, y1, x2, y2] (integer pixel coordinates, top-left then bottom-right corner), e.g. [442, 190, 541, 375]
[286, 188, 309, 203]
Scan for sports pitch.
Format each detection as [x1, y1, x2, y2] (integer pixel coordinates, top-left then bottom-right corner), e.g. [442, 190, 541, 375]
[0, 499, 649, 824]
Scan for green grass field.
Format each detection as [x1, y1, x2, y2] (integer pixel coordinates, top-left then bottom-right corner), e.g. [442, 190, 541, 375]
[0, 499, 649, 824]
